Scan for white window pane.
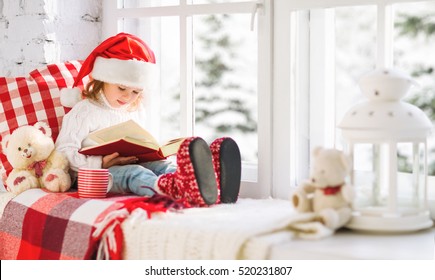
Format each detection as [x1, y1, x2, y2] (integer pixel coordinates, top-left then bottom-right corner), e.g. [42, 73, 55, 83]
[394, 1, 435, 176]
[159, 17, 182, 141]
[120, 17, 181, 141]
[193, 13, 258, 163]
[335, 5, 377, 149]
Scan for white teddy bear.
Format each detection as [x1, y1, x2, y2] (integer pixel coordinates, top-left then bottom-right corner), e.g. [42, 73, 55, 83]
[292, 147, 354, 230]
[1, 122, 71, 195]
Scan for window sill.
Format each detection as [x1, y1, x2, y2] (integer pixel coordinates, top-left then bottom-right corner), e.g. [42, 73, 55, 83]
[122, 198, 435, 260]
[269, 226, 435, 260]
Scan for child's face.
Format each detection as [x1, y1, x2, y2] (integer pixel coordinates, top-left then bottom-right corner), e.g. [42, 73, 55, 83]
[102, 83, 143, 108]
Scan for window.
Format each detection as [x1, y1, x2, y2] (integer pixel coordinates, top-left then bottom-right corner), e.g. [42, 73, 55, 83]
[102, 0, 272, 198]
[103, 0, 435, 200]
[274, 0, 435, 199]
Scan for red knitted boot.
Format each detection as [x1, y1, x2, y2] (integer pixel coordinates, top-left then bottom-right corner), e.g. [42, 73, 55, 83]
[156, 137, 217, 207]
[156, 173, 182, 199]
[210, 137, 241, 203]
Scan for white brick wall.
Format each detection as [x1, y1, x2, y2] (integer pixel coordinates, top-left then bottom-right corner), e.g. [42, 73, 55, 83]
[0, 0, 102, 76]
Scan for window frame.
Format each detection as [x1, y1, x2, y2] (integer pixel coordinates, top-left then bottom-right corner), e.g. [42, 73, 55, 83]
[101, 0, 273, 199]
[273, 0, 434, 199]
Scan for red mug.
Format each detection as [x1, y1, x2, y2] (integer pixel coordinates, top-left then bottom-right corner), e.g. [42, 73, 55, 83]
[77, 168, 112, 199]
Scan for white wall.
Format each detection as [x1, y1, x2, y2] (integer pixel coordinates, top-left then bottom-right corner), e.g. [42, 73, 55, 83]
[0, 0, 102, 76]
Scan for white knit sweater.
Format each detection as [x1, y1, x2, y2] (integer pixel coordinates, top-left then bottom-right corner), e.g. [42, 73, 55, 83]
[55, 94, 148, 172]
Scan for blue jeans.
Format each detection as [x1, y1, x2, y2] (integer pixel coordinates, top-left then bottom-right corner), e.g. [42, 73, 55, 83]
[108, 160, 176, 196]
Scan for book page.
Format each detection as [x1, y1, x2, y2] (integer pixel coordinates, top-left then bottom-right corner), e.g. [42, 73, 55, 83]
[160, 137, 186, 157]
[162, 137, 188, 146]
[88, 120, 159, 145]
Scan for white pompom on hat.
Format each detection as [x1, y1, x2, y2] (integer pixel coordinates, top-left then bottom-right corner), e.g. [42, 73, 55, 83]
[60, 32, 157, 108]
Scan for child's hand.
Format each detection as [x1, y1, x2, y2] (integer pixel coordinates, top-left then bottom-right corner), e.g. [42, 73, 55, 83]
[102, 152, 138, 168]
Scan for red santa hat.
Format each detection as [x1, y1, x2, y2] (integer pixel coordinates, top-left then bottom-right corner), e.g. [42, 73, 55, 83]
[61, 32, 156, 108]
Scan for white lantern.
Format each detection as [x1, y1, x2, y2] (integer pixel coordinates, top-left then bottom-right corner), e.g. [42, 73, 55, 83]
[339, 68, 433, 232]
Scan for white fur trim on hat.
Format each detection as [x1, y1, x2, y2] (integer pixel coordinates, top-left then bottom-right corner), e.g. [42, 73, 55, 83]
[92, 56, 157, 90]
[60, 87, 82, 108]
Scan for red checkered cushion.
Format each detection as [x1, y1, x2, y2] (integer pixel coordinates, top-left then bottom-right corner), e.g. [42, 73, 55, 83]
[0, 61, 87, 187]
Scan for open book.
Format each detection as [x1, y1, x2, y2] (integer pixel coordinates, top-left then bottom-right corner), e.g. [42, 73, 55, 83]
[79, 120, 186, 162]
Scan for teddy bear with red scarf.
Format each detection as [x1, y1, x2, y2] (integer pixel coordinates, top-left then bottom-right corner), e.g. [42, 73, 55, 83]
[292, 147, 354, 230]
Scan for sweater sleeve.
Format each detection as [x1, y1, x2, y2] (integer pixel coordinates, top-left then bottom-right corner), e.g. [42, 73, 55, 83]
[55, 102, 103, 171]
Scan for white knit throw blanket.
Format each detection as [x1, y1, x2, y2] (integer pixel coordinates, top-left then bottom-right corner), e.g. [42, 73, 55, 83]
[121, 198, 333, 260]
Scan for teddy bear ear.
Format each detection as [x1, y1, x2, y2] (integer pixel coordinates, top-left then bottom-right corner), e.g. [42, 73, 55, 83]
[33, 122, 52, 138]
[1, 134, 10, 153]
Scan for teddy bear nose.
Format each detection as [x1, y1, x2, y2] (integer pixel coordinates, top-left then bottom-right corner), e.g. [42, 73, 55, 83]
[23, 149, 28, 153]
[311, 178, 316, 183]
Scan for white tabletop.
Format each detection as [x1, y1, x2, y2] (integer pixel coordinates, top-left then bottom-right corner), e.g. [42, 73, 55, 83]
[270, 226, 435, 260]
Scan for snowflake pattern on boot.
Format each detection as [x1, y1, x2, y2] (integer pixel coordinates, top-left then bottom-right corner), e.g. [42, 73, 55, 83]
[157, 137, 216, 207]
[156, 173, 180, 199]
[210, 137, 241, 204]
[174, 137, 207, 207]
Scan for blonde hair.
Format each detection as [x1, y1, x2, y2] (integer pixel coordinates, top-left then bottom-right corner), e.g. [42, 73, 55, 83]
[82, 80, 143, 111]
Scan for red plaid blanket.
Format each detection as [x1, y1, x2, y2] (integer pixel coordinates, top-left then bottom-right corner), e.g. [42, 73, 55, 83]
[0, 189, 175, 260]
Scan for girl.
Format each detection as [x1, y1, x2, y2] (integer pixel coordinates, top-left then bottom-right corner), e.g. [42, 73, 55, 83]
[56, 33, 241, 207]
